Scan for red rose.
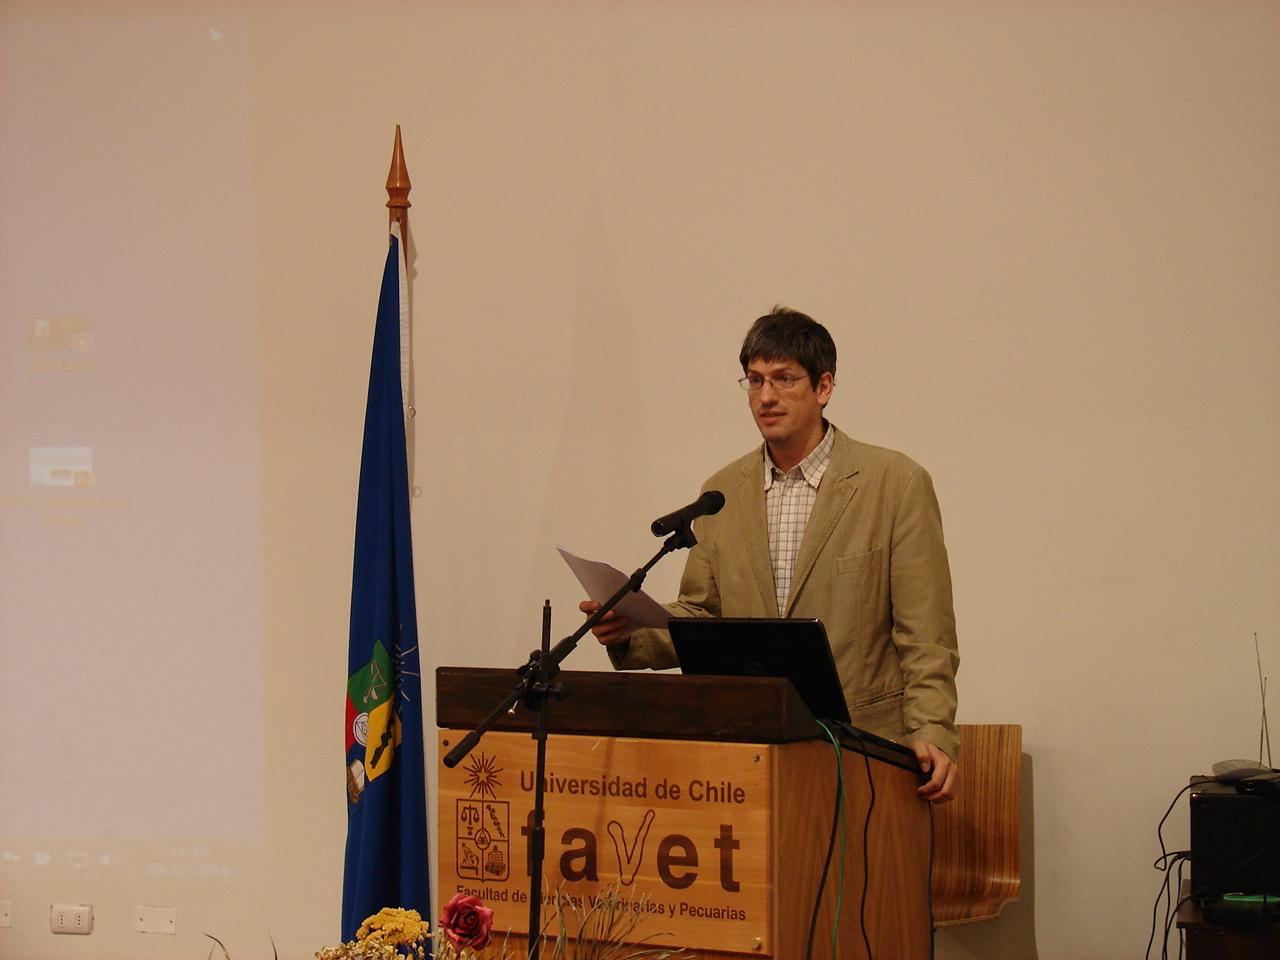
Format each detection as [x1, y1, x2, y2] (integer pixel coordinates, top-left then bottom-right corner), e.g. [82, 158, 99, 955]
[440, 893, 494, 951]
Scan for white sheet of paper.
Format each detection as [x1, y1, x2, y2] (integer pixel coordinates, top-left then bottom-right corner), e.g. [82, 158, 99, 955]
[557, 546, 673, 629]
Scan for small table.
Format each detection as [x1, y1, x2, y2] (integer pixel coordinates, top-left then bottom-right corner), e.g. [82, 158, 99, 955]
[1176, 882, 1280, 960]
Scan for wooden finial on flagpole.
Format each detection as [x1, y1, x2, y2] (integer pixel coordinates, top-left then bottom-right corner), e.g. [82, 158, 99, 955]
[386, 125, 411, 235]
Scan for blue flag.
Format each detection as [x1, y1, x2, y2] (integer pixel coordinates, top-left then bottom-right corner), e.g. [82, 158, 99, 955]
[341, 224, 428, 940]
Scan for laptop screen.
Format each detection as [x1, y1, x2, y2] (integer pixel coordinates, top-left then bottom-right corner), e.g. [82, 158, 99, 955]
[667, 617, 851, 724]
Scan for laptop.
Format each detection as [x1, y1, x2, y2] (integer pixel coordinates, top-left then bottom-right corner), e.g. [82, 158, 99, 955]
[667, 617, 851, 724]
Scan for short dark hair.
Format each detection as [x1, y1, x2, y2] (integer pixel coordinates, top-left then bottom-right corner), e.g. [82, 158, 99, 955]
[738, 306, 837, 385]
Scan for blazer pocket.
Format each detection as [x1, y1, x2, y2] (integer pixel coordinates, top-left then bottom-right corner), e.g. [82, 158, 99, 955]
[823, 548, 878, 649]
[835, 547, 880, 576]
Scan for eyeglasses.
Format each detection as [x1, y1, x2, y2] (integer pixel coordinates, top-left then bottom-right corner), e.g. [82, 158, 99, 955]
[737, 373, 810, 393]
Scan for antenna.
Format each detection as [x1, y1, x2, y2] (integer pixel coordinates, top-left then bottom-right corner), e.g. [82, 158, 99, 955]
[1257, 632, 1272, 768]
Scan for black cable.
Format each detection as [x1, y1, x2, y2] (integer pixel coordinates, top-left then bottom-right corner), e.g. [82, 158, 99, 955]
[1147, 842, 1273, 958]
[1144, 850, 1189, 960]
[855, 740, 876, 960]
[1142, 779, 1198, 960]
[1160, 855, 1176, 959]
[1159, 853, 1188, 960]
[1156, 782, 1197, 868]
[1175, 856, 1186, 960]
[806, 722, 940, 960]
[838, 723, 877, 960]
[804, 729, 845, 959]
[1161, 844, 1272, 950]
[1161, 874, 1192, 960]
[1144, 779, 1196, 960]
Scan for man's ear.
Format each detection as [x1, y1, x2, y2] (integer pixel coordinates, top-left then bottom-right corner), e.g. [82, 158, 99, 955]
[816, 371, 835, 406]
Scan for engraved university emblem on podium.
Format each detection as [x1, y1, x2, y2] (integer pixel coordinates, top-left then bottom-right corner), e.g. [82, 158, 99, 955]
[456, 753, 509, 881]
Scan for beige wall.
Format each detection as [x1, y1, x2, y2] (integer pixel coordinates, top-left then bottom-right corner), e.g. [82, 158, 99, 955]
[2, 1, 1278, 958]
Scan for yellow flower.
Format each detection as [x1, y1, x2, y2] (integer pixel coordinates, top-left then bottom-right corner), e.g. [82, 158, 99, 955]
[355, 907, 430, 951]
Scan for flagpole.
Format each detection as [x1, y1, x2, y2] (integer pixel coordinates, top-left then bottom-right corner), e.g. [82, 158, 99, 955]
[385, 125, 416, 480]
[341, 124, 428, 943]
[387, 124, 411, 238]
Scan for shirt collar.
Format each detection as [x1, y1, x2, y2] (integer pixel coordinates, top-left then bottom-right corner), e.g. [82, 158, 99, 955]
[763, 422, 835, 491]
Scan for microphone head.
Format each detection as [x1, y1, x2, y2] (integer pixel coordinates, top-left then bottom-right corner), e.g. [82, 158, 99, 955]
[650, 490, 728, 537]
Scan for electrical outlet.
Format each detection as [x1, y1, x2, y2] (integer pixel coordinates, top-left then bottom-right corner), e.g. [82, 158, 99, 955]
[135, 904, 176, 934]
[0, 900, 11, 927]
[50, 903, 93, 935]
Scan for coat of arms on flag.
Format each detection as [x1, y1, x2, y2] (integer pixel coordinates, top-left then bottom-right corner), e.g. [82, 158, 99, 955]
[345, 638, 409, 804]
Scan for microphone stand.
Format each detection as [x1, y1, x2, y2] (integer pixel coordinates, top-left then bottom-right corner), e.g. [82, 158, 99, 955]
[442, 522, 697, 960]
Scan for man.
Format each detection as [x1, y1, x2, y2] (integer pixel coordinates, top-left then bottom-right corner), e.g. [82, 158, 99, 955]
[583, 307, 959, 802]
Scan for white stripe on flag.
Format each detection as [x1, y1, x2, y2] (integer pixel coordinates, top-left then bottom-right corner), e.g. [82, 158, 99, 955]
[391, 221, 411, 420]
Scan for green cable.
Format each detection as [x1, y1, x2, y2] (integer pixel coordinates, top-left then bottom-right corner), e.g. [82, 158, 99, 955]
[816, 719, 847, 957]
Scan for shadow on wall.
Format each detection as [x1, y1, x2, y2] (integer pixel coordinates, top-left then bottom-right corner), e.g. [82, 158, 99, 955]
[936, 753, 1039, 960]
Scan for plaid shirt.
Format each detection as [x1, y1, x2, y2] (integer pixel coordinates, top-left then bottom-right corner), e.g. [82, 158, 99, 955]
[763, 425, 835, 615]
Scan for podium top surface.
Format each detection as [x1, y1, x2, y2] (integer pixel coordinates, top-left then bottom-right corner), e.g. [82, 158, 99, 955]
[435, 666, 917, 770]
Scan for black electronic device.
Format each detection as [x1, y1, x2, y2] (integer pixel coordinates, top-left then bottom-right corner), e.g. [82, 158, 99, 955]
[1190, 776, 1280, 904]
[1200, 892, 1280, 926]
[1236, 772, 1280, 797]
[668, 616, 851, 724]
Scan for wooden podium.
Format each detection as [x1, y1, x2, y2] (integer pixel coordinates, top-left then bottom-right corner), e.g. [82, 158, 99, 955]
[436, 667, 931, 959]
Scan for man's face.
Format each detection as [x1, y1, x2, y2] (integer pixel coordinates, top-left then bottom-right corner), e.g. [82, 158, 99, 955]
[744, 356, 833, 454]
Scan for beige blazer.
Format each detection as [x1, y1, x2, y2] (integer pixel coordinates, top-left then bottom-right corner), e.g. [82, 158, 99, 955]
[613, 426, 960, 760]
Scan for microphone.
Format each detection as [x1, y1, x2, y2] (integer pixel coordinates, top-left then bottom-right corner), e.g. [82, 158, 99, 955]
[650, 490, 726, 536]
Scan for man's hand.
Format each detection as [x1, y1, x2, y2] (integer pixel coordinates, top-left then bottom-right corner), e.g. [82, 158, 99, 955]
[579, 600, 635, 647]
[912, 740, 958, 803]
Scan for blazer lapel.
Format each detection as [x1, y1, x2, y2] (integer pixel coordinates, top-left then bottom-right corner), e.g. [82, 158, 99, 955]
[785, 432, 860, 616]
